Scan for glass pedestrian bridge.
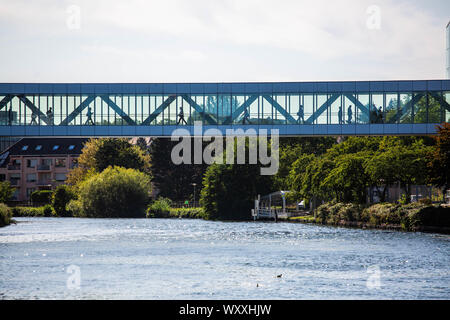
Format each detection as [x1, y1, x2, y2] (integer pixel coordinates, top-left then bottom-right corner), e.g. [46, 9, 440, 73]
[0, 80, 449, 137]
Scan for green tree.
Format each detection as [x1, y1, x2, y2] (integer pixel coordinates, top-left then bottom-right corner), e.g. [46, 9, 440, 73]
[427, 123, 450, 201]
[200, 162, 273, 220]
[77, 166, 151, 218]
[67, 138, 151, 185]
[149, 138, 207, 201]
[52, 185, 76, 217]
[274, 137, 336, 190]
[300, 157, 335, 205]
[0, 181, 14, 203]
[323, 153, 370, 203]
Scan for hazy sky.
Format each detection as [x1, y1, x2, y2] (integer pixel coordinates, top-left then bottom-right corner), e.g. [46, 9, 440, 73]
[0, 0, 448, 83]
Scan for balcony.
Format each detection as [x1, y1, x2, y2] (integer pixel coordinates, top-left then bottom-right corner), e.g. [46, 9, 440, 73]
[37, 165, 51, 171]
[36, 180, 52, 186]
[7, 165, 20, 170]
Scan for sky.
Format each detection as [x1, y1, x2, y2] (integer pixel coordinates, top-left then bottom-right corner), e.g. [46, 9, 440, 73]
[0, 0, 448, 83]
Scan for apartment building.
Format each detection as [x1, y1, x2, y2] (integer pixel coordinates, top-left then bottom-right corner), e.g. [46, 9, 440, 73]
[0, 138, 88, 201]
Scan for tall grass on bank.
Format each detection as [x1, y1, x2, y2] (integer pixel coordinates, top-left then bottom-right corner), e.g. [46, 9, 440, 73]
[0, 203, 13, 227]
[315, 201, 450, 231]
[146, 198, 206, 219]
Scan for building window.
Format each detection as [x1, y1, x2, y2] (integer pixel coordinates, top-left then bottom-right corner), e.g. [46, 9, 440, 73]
[53, 145, 59, 151]
[55, 173, 67, 181]
[27, 159, 37, 168]
[68, 145, 75, 151]
[55, 158, 66, 168]
[9, 173, 20, 186]
[26, 188, 36, 199]
[12, 189, 20, 200]
[42, 159, 52, 166]
[26, 173, 36, 182]
[35, 145, 42, 151]
[21, 145, 28, 151]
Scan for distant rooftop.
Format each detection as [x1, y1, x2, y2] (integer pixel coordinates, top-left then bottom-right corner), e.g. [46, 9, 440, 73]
[0, 138, 89, 167]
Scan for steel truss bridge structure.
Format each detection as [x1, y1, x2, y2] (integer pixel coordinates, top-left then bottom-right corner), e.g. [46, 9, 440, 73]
[0, 80, 449, 137]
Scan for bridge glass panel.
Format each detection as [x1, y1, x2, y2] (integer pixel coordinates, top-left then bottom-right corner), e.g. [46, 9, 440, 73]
[445, 92, 450, 122]
[303, 94, 314, 124]
[356, 94, 369, 124]
[413, 92, 427, 123]
[261, 96, 271, 125]
[248, 95, 259, 125]
[343, 96, 354, 124]
[399, 93, 412, 124]
[427, 92, 442, 123]
[316, 94, 328, 124]
[385, 93, 398, 123]
[330, 94, 342, 124]
[371, 93, 384, 123]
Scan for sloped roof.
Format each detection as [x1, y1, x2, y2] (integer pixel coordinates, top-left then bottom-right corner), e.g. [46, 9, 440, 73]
[0, 138, 89, 167]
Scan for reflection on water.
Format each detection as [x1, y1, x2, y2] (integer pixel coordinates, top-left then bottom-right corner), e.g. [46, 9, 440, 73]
[0, 217, 449, 299]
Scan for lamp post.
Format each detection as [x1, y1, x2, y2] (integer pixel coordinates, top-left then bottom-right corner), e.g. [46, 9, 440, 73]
[191, 183, 197, 207]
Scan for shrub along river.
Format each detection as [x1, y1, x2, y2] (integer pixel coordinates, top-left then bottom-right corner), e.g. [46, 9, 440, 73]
[0, 217, 449, 299]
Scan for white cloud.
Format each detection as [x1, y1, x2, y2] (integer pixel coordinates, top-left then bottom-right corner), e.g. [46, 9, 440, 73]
[0, 0, 446, 81]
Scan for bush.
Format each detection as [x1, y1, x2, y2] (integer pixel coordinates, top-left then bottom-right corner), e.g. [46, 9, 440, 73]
[0, 203, 12, 227]
[67, 199, 84, 217]
[77, 166, 151, 218]
[169, 207, 206, 219]
[315, 201, 363, 224]
[31, 190, 53, 205]
[418, 198, 432, 205]
[11, 205, 56, 217]
[52, 185, 76, 217]
[146, 197, 172, 218]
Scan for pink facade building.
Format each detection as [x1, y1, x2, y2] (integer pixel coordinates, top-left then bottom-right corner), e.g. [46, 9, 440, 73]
[0, 138, 88, 201]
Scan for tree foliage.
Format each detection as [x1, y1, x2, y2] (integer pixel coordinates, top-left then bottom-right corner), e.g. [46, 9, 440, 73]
[288, 136, 434, 204]
[427, 122, 450, 197]
[76, 166, 151, 218]
[67, 138, 151, 185]
[52, 185, 76, 217]
[0, 181, 14, 203]
[148, 138, 207, 201]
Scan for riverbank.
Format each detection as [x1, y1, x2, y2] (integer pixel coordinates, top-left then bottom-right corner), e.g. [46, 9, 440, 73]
[146, 207, 207, 219]
[284, 202, 450, 234]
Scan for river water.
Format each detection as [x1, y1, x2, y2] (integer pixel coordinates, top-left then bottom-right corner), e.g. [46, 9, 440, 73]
[0, 217, 449, 300]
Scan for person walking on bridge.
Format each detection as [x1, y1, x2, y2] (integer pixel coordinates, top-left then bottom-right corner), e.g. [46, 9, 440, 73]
[85, 107, 95, 125]
[347, 105, 353, 124]
[177, 106, 187, 125]
[297, 105, 304, 124]
[243, 107, 251, 124]
[30, 113, 37, 125]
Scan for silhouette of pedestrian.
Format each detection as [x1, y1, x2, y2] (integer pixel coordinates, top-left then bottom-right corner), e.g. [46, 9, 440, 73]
[297, 105, 304, 124]
[46, 107, 53, 125]
[85, 107, 95, 125]
[30, 113, 37, 125]
[338, 106, 343, 124]
[177, 106, 187, 125]
[378, 106, 383, 123]
[347, 105, 353, 124]
[8, 106, 13, 125]
[243, 107, 251, 124]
